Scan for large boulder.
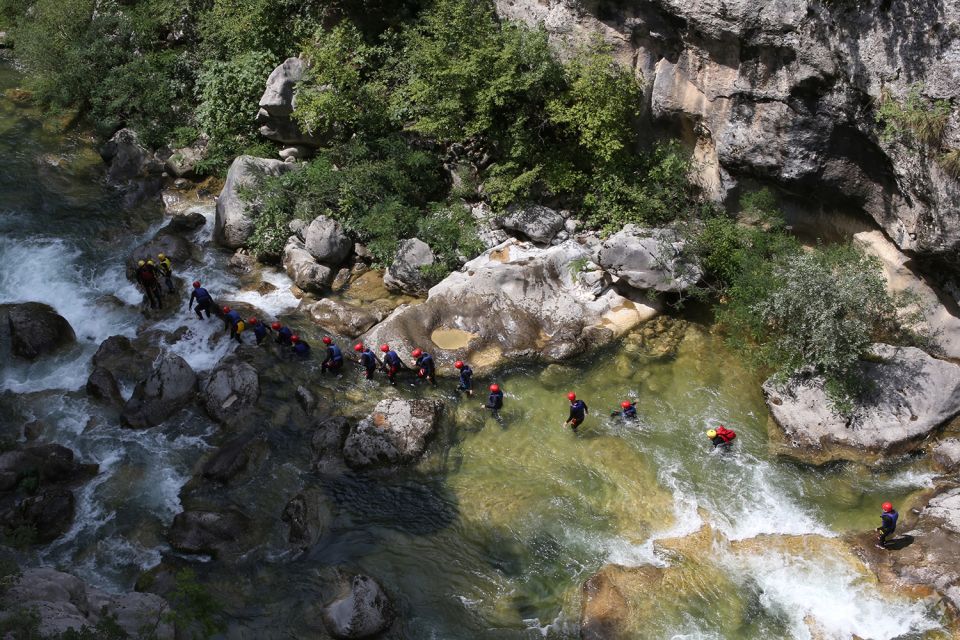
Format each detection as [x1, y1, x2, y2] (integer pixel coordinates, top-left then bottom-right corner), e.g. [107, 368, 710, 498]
[214, 156, 295, 249]
[764, 344, 960, 464]
[3, 568, 173, 639]
[283, 236, 334, 292]
[127, 232, 197, 279]
[311, 416, 352, 474]
[496, 204, 566, 244]
[305, 298, 387, 338]
[0, 444, 97, 492]
[0, 302, 75, 360]
[201, 356, 260, 426]
[121, 353, 197, 429]
[164, 138, 208, 179]
[91, 335, 160, 388]
[304, 215, 353, 265]
[322, 575, 395, 640]
[597, 225, 701, 292]
[2, 489, 74, 543]
[98, 128, 163, 205]
[256, 58, 327, 147]
[166, 508, 251, 558]
[342, 399, 443, 469]
[199, 432, 267, 484]
[382, 238, 435, 296]
[364, 239, 659, 367]
[86, 366, 123, 406]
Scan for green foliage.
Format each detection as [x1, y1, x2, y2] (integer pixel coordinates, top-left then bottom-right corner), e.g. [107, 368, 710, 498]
[939, 148, 960, 179]
[876, 84, 952, 146]
[197, 50, 277, 145]
[163, 569, 223, 640]
[416, 203, 484, 274]
[0, 606, 41, 639]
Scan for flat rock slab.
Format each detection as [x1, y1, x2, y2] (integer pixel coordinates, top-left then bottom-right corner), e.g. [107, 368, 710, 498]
[764, 344, 960, 464]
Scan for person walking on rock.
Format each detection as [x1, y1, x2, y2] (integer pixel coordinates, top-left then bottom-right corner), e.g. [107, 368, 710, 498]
[355, 343, 381, 380]
[222, 306, 243, 344]
[135, 260, 163, 309]
[249, 317, 271, 345]
[564, 392, 588, 433]
[380, 344, 407, 386]
[412, 348, 436, 386]
[291, 334, 311, 358]
[321, 336, 344, 374]
[876, 502, 899, 549]
[273, 322, 293, 346]
[454, 360, 473, 396]
[156, 253, 175, 294]
[189, 281, 214, 319]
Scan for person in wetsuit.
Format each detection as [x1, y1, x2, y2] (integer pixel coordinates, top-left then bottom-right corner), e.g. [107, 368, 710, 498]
[706, 425, 736, 449]
[564, 392, 588, 432]
[876, 502, 899, 549]
[157, 253, 175, 294]
[354, 343, 381, 380]
[380, 344, 407, 386]
[248, 317, 271, 345]
[454, 360, 473, 396]
[189, 281, 213, 319]
[222, 306, 243, 344]
[412, 348, 436, 386]
[484, 384, 504, 415]
[611, 400, 637, 419]
[273, 322, 293, 346]
[135, 260, 163, 309]
[321, 336, 344, 374]
[291, 334, 311, 357]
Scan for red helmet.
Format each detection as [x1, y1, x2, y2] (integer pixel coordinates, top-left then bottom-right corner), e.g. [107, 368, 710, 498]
[322, 336, 332, 345]
[291, 335, 300, 343]
[271, 322, 281, 330]
[248, 317, 257, 324]
[489, 384, 500, 392]
[567, 392, 576, 401]
[454, 360, 464, 369]
[193, 281, 201, 288]
[412, 348, 423, 357]
[380, 344, 390, 353]
[621, 401, 632, 409]
[882, 502, 894, 513]
[222, 306, 231, 314]
[354, 343, 364, 352]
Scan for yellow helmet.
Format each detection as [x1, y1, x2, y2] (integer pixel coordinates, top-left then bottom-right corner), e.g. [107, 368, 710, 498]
[137, 260, 145, 266]
[706, 429, 717, 439]
[147, 259, 155, 265]
[158, 253, 166, 259]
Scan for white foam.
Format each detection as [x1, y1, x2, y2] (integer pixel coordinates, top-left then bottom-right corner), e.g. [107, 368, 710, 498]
[877, 468, 937, 490]
[227, 267, 300, 317]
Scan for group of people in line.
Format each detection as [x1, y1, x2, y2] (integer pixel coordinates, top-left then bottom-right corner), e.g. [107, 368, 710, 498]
[134, 254, 175, 309]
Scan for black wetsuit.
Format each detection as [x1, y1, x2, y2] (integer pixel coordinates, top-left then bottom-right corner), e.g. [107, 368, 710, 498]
[457, 365, 473, 393]
[878, 510, 898, 547]
[190, 287, 213, 319]
[567, 400, 588, 430]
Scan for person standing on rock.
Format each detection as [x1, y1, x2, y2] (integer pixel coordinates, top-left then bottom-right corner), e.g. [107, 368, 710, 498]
[222, 306, 243, 344]
[189, 281, 214, 319]
[454, 360, 473, 396]
[412, 348, 437, 386]
[380, 344, 407, 386]
[249, 317, 270, 345]
[156, 253, 175, 294]
[273, 322, 293, 346]
[291, 334, 311, 357]
[876, 502, 899, 549]
[564, 392, 588, 432]
[355, 343, 381, 380]
[321, 336, 344, 374]
[135, 260, 163, 309]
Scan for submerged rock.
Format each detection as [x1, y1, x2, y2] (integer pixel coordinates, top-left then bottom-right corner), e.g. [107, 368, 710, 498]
[342, 399, 442, 469]
[383, 238, 435, 296]
[764, 344, 960, 464]
[199, 432, 267, 484]
[312, 416, 352, 474]
[322, 575, 395, 639]
[0, 444, 97, 492]
[282, 488, 333, 547]
[0, 302, 76, 360]
[167, 508, 251, 558]
[597, 226, 701, 292]
[214, 156, 295, 249]
[3, 568, 173, 639]
[201, 356, 260, 426]
[121, 353, 197, 429]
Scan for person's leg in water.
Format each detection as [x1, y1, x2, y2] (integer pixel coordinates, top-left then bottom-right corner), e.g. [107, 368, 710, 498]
[387, 365, 398, 385]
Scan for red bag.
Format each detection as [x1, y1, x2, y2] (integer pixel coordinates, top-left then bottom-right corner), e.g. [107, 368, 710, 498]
[716, 426, 736, 443]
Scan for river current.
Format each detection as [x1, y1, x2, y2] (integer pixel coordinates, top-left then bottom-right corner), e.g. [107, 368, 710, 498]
[0, 57, 952, 639]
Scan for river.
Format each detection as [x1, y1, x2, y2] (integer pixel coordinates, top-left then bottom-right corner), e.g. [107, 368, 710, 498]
[0, 56, 952, 639]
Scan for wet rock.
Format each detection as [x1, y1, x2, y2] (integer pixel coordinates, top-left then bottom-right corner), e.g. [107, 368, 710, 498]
[598, 226, 701, 292]
[214, 156, 295, 249]
[496, 204, 565, 244]
[256, 58, 327, 147]
[202, 356, 260, 426]
[228, 249, 258, 274]
[932, 439, 960, 472]
[383, 238, 435, 296]
[121, 353, 197, 429]
[297, 386, 317, 413]
[92, 335, 159, 387]
[282, 488, 332, 547]
[364, 239, 660, 368]
[0, 302, 76, 360]
[284, 236, 333, 292]
[304, 215, 353, 265]
[322, 575, 395, 639]
[343, 399, 442, 469]
[99, 128, 163, 204]
[127, 232, 196, 280]
[764, 344, 960, 464]
[311, 417, 352, 474]
[167, 508, 250, 558]
[22, 420, 46, 441]
[199, 432, 266, 484]
[0, 443, 97, 492]
[305, 298, 385, 338]
[4, 567, 173, 639]
[163, 211, 207, 233]
[86, 366, 124, 406]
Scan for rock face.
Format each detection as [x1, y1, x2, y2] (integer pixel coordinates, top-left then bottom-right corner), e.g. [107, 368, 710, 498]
[494, 0, 960, 268]
[304, 215, 353, 265]
[121, 353, 197, 429]
[764, 344, 960, 464]
[322, 575, 395, 640]
[3, 568, 173, 639]
[383, 238, 436, 296]
[932, 439, 960, 472]
[364, 239, 659, 367]
[202, 356, 260, 426]
[597, 226, 701, 292]
[305, 298, 387, 338]
[0, 302, 75, 360]
[342, 399, 443, 469]
[256, 58, 326, 147]
[497, 204, 565, 244]
[284, 236, 334, 292]
[214, 156, 295, 249]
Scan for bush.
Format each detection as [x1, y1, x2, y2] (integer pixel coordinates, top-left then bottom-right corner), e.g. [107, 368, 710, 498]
[196, 50, 277, 144]
[876, 84, 951, 146]
[939, 148, 960, 179]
